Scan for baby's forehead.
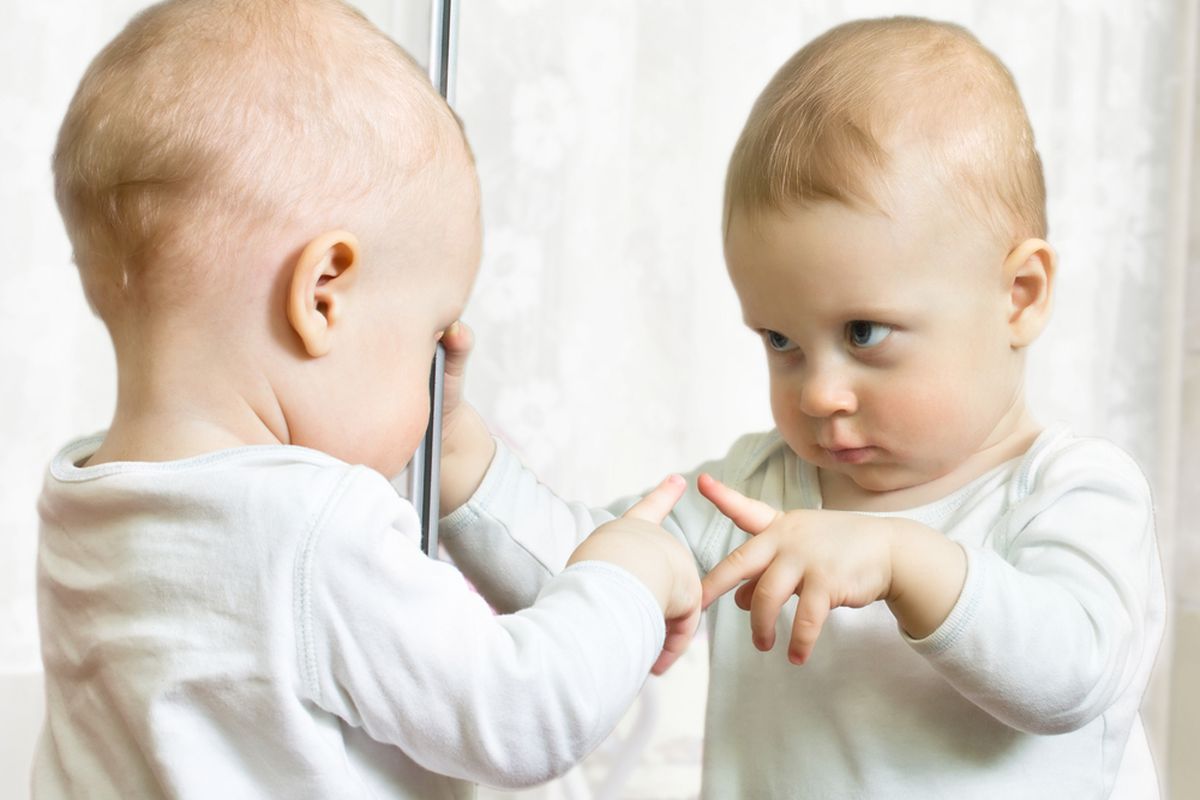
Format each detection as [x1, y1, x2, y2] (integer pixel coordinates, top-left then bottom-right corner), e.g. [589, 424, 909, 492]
[725, 17, 1044, 251]
[728, 189, 1009, 285]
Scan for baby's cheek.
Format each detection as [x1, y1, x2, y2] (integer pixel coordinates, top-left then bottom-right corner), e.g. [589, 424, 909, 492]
[361, 379, 430, 477]
[384, 424, 427, 477]
[769, 382, 806, 430]
[877, 378, 967, 447]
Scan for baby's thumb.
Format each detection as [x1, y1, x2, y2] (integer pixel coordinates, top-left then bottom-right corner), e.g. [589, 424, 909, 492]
[441, 320, 474, 378]
[623, 475, 686, 524]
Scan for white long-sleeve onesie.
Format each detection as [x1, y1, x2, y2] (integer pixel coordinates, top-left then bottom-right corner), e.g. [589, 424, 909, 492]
[440, 424, 1166, 799]
[34, 434, 665, 799]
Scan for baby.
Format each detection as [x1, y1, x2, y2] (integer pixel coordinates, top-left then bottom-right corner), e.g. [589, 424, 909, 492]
[439, 16, 1166, 799]
[36, 1, 702, 797]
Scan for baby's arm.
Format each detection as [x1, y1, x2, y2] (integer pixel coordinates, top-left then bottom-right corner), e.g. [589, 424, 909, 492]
[701, 442, 1164, 734]
[436, 321, 719, 613]
[439, 437, 725, 617]
[905, 445, 1163, 734]
[438, 321, 497, 516]
[301, 468, 699, 787]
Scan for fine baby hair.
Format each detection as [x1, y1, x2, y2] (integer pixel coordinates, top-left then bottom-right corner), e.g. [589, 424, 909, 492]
[53, 0, 459, 327]
[726, 16, 1046, 247]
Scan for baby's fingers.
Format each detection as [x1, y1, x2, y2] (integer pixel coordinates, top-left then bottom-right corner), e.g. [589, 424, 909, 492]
[623, 475, 687, 525]
[701, 535, 776, 608]
[697, 473, 779, 535]
[787, 583, 832, 666]
[652, 599, 701, 675]
[440, 320, 474, 379]
[733, 576, 759, 611]
[748, 563, 802, 652]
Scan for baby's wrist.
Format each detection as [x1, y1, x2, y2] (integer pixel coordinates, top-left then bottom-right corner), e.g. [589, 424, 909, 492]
[884, 518, 966, 638]
[568, 525, 675, 613]
[438, 410, 496, 516]
[442, 403, 491, 459]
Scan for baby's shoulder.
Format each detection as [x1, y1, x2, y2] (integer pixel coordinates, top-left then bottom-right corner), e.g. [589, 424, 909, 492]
[1011, 425, 1152, 508]
[235, 455, 420, 548]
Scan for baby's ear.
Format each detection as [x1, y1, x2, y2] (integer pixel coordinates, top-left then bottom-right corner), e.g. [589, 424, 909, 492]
[1003, 238, 1056, 348]
[287, 230, 360, 357]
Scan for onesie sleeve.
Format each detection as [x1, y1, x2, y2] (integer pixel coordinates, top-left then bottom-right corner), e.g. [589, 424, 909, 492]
[905, 438, 1165, 735]
[437, 441, 613, 612]
[439, 436, 735, 612]
[295, 467, 666, 789]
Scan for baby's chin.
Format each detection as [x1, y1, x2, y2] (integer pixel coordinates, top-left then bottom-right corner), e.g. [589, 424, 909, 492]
[816, 450, 940, 493]
[842, 466, 922, 494]
[789, 436, 954, 499]
[844, 460, 987, 513]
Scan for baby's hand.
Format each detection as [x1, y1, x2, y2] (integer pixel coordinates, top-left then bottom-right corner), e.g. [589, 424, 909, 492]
[697, 473, 896, 665]
[567, 475, 702, 675]
[439, 320, 475, 437]
[437, 321, 496, 515]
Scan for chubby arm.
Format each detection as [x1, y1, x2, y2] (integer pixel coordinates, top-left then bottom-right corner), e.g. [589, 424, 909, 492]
[439, 440, 622, 612]
[440, 443, 731, 615]
[300, 469, 699, 788]
[904, 447, 1164, 734]
[436, 321, 735, 614]
[700, 442, 1166, 734]
[435, 321, 618, 610]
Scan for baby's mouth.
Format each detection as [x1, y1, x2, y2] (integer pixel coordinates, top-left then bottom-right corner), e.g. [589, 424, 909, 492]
[825, 445, 876, 465]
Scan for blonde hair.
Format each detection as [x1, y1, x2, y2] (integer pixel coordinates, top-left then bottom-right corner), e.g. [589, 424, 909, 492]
[725, 16, 1046, 245]
[53, 0, 463, 320]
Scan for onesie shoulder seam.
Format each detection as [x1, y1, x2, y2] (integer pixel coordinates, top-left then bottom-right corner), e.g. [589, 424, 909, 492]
[294, 465, 365, 701]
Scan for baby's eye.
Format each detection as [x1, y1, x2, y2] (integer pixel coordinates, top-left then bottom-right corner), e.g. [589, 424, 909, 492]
[846, 321, 892, 349]
[764, 330, 797, 352]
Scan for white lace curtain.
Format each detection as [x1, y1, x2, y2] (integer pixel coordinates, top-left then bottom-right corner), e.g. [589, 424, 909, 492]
[0, 1, 1195, 798]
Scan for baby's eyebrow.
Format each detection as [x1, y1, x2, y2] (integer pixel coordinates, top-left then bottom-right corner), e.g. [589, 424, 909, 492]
[837, 304, 911, 320]
[740, 302, 915, 333]
[741, 316, 769, 331]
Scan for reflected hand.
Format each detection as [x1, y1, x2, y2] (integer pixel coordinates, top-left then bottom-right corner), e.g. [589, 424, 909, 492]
[698, 473, 896, 665]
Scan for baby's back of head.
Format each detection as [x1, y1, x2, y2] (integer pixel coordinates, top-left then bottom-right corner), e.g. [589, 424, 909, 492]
[726, 16, 1046, 248]
[54, 0, 462, 338]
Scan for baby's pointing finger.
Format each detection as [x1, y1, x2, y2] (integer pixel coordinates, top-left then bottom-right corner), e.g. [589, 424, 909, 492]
[623, 474, 687, 525]
[701, 536, 776, 609]
[697, 473, 778, 535]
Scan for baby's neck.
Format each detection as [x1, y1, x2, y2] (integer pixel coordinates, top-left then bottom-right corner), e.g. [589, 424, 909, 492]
[88, 412, 277, 467]
[818, 411, 1042, 513]
[87, 337, 288, 467]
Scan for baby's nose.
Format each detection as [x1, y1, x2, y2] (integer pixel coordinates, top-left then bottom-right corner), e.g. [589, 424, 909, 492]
[798, 369, 857, 418]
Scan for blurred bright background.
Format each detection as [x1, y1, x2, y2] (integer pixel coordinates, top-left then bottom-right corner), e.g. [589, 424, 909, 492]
[2, 1, 1197, 798]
